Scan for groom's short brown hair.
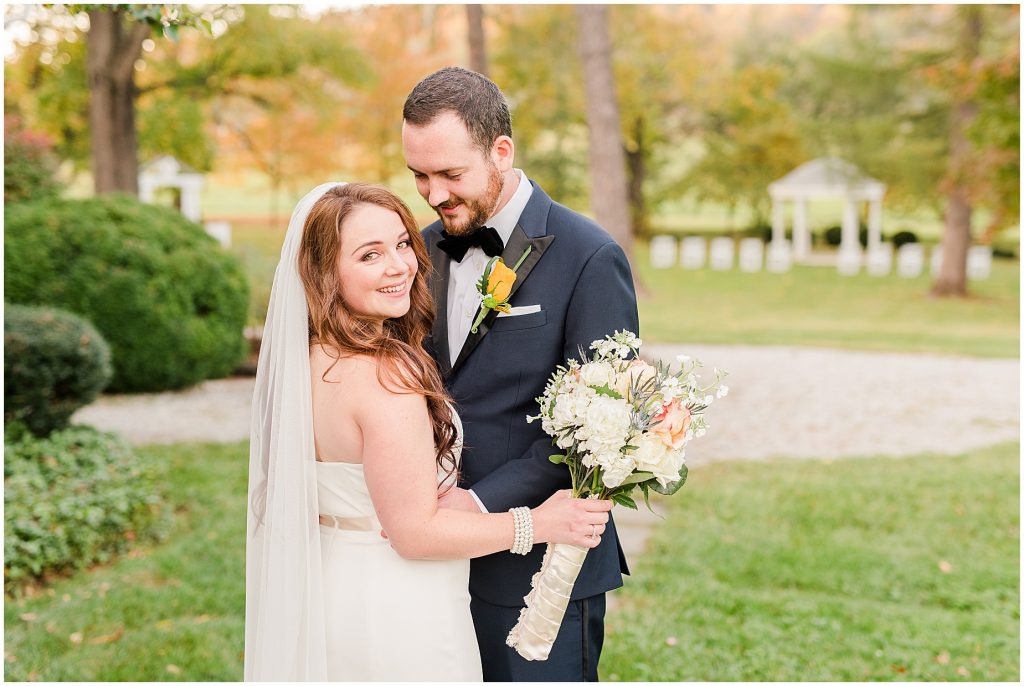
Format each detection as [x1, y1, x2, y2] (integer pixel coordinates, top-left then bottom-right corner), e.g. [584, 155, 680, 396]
[403, 66, 512, 154]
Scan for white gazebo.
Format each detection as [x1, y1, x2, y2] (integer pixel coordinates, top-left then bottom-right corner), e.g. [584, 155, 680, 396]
[138, 155, 204, 223]
[767, 158, 887, 265]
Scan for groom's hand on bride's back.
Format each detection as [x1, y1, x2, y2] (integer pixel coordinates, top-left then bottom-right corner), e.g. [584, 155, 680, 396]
[436, 486, 484, 513]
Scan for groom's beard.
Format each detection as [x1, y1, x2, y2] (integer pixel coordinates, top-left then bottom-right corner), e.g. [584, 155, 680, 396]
[434, 164, 504, 237]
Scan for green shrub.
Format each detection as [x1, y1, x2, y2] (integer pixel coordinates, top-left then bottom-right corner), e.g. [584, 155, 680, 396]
[3, 424, 170, 595]
[822, 224, 869, 247]
[890, 229, 919, 248]
[5, 304, 113, 437]
[4, 195, 249, 392]
[4, 116, 59, 204]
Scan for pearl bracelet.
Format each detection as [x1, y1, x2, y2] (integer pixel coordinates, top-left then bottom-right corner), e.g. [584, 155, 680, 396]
[509, 506, 534, 555]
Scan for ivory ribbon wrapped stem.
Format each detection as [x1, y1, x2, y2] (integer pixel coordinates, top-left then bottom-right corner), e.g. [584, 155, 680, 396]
[506, 542, 589, 660]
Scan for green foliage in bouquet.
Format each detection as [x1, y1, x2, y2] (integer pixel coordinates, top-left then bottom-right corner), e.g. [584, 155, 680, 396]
[3, 424, 171, 595]
[4, 304, 113, 437]
[3, 195, 249, 392]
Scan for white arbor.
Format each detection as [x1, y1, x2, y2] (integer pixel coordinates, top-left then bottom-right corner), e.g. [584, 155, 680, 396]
[767, 158, 887, 266]
[138, 155, 204, 223]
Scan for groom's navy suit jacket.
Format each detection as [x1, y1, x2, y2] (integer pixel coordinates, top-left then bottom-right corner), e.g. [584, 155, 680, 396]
[423, 181, 640, 607]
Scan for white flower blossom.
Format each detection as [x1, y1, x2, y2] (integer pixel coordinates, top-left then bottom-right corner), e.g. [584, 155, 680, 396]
[578, 360, 616, 389]
[717, 385, 729, 398]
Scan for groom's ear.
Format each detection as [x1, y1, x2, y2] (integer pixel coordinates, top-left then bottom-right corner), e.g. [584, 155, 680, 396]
[490, 135, 515, 173]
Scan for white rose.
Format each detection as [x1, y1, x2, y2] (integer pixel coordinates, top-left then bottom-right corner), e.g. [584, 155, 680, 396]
[579, 360, 616, 389]
[632, 434, 684, 487]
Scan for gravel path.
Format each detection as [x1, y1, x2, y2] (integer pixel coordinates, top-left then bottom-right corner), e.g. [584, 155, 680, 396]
[74, 344, 1019, 460]
[72, 344, 1019, 562]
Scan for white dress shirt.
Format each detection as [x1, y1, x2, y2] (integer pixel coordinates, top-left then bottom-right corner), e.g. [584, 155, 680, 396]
[446, 169, 534, 365]
[445, 170, 533, 514]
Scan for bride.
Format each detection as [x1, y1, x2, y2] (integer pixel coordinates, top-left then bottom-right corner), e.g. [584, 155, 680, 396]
[245, 182, 612, 681]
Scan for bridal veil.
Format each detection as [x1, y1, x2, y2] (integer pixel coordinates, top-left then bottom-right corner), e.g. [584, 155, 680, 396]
[245, 182, 344, 680]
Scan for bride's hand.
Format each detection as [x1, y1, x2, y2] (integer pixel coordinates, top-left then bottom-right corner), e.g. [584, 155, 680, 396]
[531, 490, 613, 549]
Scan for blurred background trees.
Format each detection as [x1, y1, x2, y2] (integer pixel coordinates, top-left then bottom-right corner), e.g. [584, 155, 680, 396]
[4, 3, 1018, 297]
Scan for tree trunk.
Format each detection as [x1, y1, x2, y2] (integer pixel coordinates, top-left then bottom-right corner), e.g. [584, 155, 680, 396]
[575, 4, 635, 271]
[626, 115, 647, 237]
[466, 5, 488, 76]
[86, 8, 148, 196]
[931, 6, 982, 297]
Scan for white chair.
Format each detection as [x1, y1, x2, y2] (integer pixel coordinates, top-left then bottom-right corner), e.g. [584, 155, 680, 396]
[896, 243, 924, 278]
[766, 240, 792, 273]
[709, 237, 735, 271]
[866, 243, 893, 276]
[930, 246, 944, 276]
[967, 245, 993, 280]
[649, 235, 677, 269]
[680, 236, 707, 270]
[204, 221, 232, 249]
[837, 248, 861, 276]
[738, 238, 764, 273]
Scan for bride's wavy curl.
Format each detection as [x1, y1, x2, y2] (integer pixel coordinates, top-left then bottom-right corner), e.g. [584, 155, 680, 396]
[297, 183, 459, 485]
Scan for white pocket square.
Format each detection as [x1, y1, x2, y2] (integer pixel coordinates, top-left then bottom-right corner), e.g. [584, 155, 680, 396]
[497, 304, 542, 318]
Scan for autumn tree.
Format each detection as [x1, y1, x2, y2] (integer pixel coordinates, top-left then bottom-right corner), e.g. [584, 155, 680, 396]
[76, 4, 205, 194]
[576, 4, 634, 270]
[466, 4, 488, 76]
[318, 5, 457, 186]
[683, 64, 806, 225]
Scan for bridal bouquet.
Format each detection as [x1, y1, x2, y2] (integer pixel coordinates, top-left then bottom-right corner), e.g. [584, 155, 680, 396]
[506, 330, 727, 660]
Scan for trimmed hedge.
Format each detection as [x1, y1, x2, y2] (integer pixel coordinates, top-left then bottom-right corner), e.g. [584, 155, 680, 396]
[5, 304, 112, 437]
[4, 195, 249, 392]
[3, 424, 170, 595]
[891, 230, 919, 248]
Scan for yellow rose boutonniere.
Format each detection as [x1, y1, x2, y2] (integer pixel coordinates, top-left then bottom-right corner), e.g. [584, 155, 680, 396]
[470, 246, 532, 334]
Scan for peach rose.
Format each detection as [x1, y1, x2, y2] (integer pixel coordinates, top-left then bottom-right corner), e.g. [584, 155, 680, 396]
[613, 359, 658, 400]
[650, 397, 691, 450]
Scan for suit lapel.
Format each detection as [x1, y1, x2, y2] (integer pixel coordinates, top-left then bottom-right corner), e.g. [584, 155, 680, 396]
[450, 226, 555, 375]
[426, 232, 453, 376]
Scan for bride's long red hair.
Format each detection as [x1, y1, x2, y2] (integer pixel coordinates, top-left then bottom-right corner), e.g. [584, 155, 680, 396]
[297, 183, 458, 483]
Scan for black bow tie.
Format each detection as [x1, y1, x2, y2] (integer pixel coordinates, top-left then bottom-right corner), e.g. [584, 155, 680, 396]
[436, 226, 504, 263]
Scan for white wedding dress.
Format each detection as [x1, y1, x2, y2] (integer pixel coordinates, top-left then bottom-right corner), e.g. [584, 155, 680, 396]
[316, 410, 483, 681]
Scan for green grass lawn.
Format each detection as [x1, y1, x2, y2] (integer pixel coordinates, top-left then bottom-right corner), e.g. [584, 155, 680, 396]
[229, 226, 1019, 356]
[3, 443, 247, 681]
[634, 245, 1020, 358]
[5, 442, 1018, 681]
[600, 442, 1020, 681]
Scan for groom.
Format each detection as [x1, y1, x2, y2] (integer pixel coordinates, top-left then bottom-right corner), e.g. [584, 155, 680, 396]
[402, 67, 639, 681]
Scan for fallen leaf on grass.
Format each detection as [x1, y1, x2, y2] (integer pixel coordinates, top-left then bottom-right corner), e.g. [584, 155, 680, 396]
[88, 626, 124, 645]
[19, 613, 37, 622]
[938, 560, 953, 573]
[935, 651, 950, 665]
[45, 622, 58, 634]
[5, 654, 17, 663]
[166, 664, 182, 675]
[69, 632, 83, 644]
[890, 665, 907, 673]
[155, 619, 175, 631]
[194, 614, 211, 624]
[62, 594, 71, 603]
[956, 666, 970, 677]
